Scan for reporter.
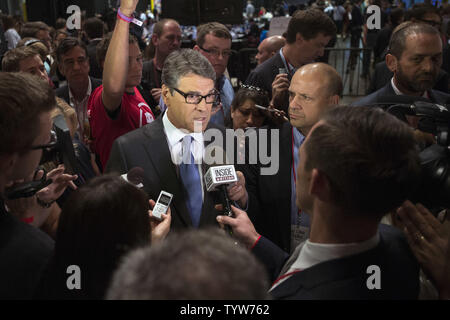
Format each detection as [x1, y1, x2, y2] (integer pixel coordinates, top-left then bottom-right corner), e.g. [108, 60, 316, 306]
[0, 72, 55, 299]
[36, 174, 171, 299]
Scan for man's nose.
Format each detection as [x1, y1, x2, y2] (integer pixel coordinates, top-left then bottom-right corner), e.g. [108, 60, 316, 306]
[421, 58, 434, 73]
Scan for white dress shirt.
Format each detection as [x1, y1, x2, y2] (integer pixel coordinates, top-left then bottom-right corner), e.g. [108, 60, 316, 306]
[391, 77, 429, 99]
[162, 112, 205, 200]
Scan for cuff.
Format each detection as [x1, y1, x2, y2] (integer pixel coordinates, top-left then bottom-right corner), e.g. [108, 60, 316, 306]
[250, 235, 262, 251]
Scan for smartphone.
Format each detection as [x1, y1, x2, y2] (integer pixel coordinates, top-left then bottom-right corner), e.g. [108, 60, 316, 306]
[152, 190, 173, 220]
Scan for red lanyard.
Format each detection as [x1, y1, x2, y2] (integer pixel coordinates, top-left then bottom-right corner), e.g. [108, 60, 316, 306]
[271, 269, 302, 288]
[291, 128, 296, 184]
[284, 55, 294, 78]
[291, 128, 302, 215]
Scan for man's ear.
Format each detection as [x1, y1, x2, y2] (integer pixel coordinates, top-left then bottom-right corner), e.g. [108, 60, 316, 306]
[161, 84, 171, 107]
[309, 168, 332, 203]
[386, 53, 398, 73]
[296, 33, 305, 45]
[57, 62, 65, 77]
[0, 153, 18, 186]
[151, 33, 158, 46]
[328, 94, 340, 106]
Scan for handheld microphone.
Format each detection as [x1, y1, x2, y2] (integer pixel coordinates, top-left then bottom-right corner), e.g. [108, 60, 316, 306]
[121, 167, 144, 188]
[204, 165, 238, 236]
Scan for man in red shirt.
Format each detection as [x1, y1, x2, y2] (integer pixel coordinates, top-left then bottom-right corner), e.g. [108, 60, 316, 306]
[88, 6, 154, 169]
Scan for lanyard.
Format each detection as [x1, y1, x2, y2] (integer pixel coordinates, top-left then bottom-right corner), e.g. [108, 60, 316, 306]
[291, 128, 302, 215]
[279, 48, 294, 78]
[271, 269, 302, 288]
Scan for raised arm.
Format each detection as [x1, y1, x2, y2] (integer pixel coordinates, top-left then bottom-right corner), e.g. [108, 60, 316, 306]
[102, 0, 139, 111]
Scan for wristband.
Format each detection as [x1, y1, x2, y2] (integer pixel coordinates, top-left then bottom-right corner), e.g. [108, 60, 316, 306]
[117, 8, 143, 27]
[117, 8, 133, 23]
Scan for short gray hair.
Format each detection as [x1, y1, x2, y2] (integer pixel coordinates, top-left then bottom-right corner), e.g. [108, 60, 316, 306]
[162, 48, 216, 92]
[106, 229, 270, 300]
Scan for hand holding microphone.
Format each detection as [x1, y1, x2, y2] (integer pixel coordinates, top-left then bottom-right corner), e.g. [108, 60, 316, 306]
[226, 171, 248, 209]
[216, 205, 261, 249]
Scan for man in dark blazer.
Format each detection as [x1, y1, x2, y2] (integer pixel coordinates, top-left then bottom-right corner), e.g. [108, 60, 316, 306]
[242, 63, 342, 254]
[106, 49, 248, 232]
[55, 76, 102, 105]
[219, 106, 421, 299]
[367, 61, 450, 95]
[245, 9, 336, 113]
[55, 37, 102, 142]
[353, 22, 450, 107]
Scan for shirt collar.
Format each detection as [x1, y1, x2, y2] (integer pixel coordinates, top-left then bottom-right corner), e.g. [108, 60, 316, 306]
[162, 112, 204, 148]
[69, 76, 92, 103]
[292, 232, 380, 271]
[391, 77, 429, 99]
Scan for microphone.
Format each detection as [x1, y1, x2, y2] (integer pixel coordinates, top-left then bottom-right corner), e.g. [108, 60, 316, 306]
[121, 167, 144, 188]
[204, 165, 238, 236]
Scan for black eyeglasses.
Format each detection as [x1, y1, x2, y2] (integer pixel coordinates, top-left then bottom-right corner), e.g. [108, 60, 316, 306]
[171, 87, 220, 105]
[31, 130, 57, 151]
[199, 46, 234, 58]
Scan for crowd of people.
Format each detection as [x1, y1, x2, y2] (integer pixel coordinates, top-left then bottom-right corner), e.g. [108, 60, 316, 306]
[0, 0, 449, 301]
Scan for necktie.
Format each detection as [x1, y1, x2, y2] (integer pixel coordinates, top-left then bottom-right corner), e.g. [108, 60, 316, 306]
[179, 135, 202, 228]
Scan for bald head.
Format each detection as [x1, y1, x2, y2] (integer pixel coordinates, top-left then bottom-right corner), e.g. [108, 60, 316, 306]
[255, 36, 286, 65]
[288, 63, 342, 134]
[295, 63, 343, 97]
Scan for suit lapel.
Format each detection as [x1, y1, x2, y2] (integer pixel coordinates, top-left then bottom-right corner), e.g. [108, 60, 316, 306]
[142, 118, 192, 227]
[270, 242, 384, 299]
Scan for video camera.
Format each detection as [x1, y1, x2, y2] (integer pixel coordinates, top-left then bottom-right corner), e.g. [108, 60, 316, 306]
[381, 97, 450, 211]
[4, 114, 79, 200]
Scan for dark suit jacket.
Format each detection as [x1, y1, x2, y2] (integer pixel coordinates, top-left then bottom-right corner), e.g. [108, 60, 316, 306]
[55, 77, 102, 105]
[105, 117, 232, 231]
[241, 122, 293, 253]
[245, 52, 289, 113]
[353, 81, 450, 108]
[87, 39, 103, 79]
[367, 61, 450, 95]
[253, 224, 420, 300]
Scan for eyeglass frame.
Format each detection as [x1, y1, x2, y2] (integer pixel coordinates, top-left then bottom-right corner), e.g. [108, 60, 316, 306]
[171, 87, 220, 106]
[198, 45, 235, 58]
[30, 130, 58, 151]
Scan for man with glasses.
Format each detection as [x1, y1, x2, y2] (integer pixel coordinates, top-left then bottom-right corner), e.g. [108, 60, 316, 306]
[0, 72, 55, 299]
[107, 49, 248, 233]
[193, 22, 234, 126]
[55, 37, 102, 146]
[245, 9, 336, 114]
[87, 0, 155, 170]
